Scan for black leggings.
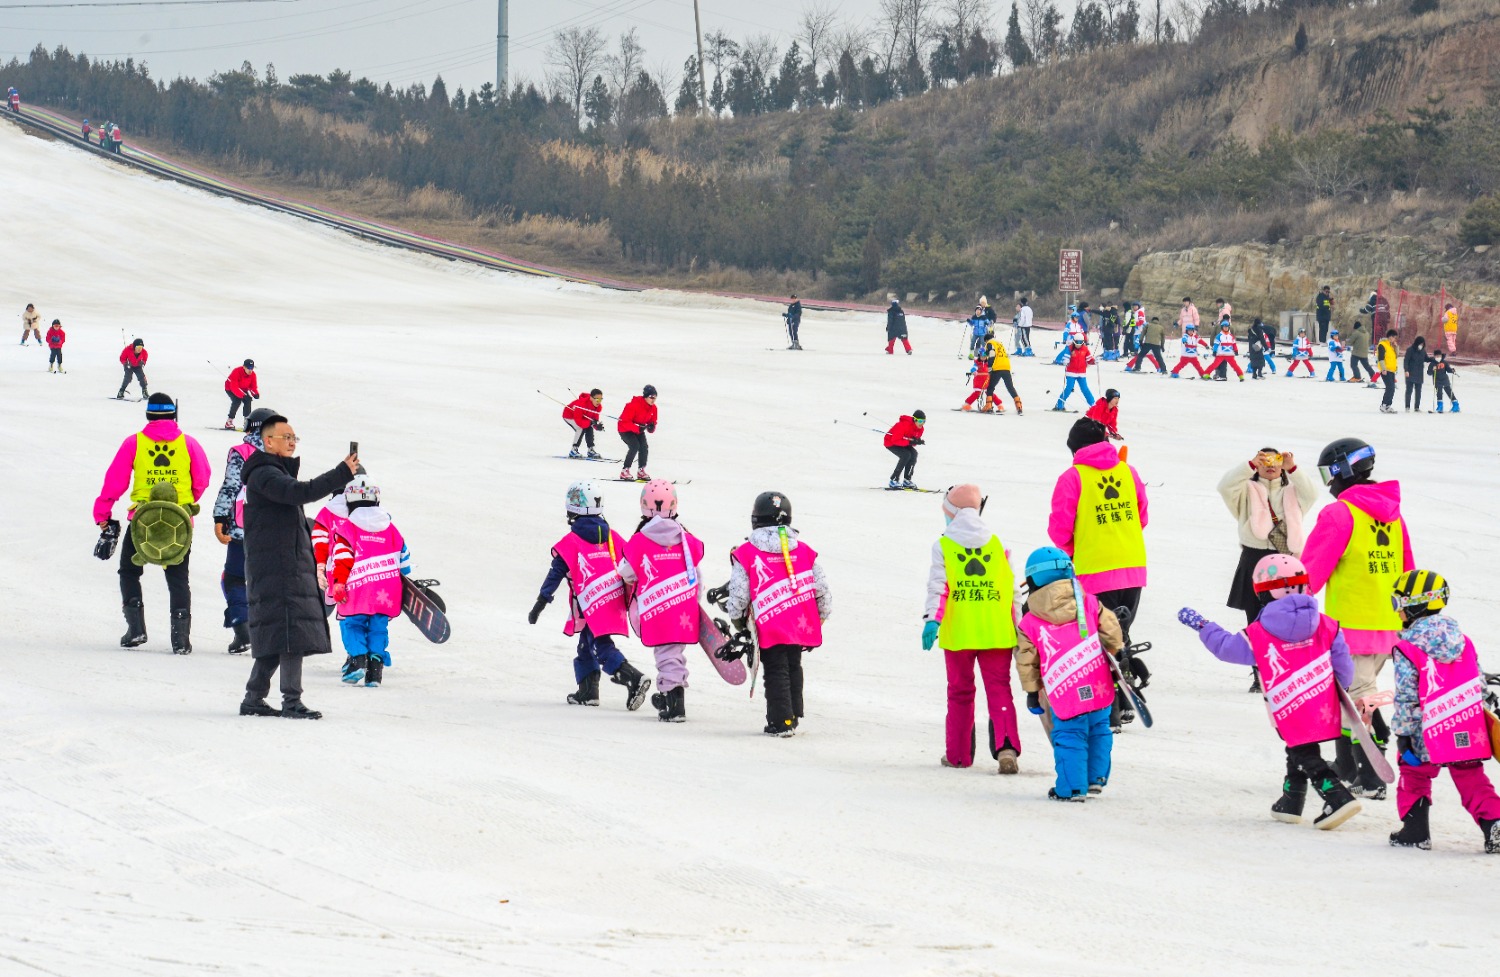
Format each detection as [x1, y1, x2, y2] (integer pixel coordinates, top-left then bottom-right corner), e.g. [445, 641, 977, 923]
[621, 431, 649, 468]
[119, 531, 191, 612]
[119, 364, 146, 395]
[227, 391, 253, 420]
[985, 369, 1019, 400]
[1404, 378, 1424, 411]
[1435, 377, 1455, 404]
[48, 348, 62, 367]
[760, 644, 805, 729]
[887, 445, 917, 481]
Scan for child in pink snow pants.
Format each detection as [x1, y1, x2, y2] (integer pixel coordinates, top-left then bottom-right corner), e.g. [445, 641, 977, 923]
[1387, 569, 1500, 853]
[923, 484, 1023, 773]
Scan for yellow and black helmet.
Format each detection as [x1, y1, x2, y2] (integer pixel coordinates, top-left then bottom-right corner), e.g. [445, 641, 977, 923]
[1391, 570, 1449, 617]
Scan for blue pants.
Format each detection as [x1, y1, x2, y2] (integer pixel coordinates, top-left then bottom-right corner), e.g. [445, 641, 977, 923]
[221, 538, 247, 627]
[1055, 376, 1096, 409]
[1049, 704, 1113, 796]
[1325, 361, 1345, 381]
[339, 613, 392, 666]
[1051, 346, 1070, 365]
[1263, 351, 1278, 373]
[573, 625, 624, 682]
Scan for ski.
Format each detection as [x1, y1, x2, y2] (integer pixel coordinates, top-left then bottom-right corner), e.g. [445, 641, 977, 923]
[950, 409, 1007, 416]
[553, 455, 622, 464]
[615, 478, 688, 484]
[207, 426, 242, 433]
[875, 486, 943, 494]
[107, 396, 143, 403]
[1045, 408, 1079, 413]
[1335, 685, 1395, 784]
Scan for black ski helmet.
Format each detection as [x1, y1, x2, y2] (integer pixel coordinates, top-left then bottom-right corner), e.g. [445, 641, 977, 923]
[245, 406, 277, 433]
[1317, 437, 1376, 489]
[643, 384, 658, 397]
[751, 491, 792, 528]
[913, 409, 926, 421]
[1105, 388, 1121, 402]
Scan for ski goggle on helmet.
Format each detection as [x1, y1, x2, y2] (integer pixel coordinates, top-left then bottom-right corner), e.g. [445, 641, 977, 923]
[1251, 554, 1309, 600]
[1317, 443, 1375, 486]
[1391, 570, 1448, 615]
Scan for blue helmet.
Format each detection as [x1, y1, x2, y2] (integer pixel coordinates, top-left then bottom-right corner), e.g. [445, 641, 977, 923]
[1024, 547, 1075, 589]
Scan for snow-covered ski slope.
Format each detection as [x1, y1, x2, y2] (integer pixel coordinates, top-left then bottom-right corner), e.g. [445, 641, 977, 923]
[3, 120, 1496, 976]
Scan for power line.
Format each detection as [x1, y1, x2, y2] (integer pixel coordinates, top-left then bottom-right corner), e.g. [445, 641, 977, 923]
[0, 0, 297, 7]
[0, 0, 391, 34]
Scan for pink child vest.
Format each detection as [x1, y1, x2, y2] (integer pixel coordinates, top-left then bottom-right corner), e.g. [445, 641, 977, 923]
[1018, 593, 1113, 720]
[313, 504, 352, 598]
[1244, 616, 1342, 747]
[733, 540, 823, 649]
[553, 530, 629, 638]
[339, 523, 405, 619]
[1397, 637, 1491, 765]
[624, 530, 705, 646]
[231, 442, 254, 529]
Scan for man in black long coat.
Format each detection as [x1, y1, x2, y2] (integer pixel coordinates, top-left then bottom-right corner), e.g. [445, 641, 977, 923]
[885, 299, 911, 355]
[238, 414, 357, 719]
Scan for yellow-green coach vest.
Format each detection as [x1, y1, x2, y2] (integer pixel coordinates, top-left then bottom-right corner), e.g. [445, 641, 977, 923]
[938, 535, 1018, 649]
[1072, 461, 1147, 575]
[129, 432, 192, 507]
[1324, 502, 1405, 631]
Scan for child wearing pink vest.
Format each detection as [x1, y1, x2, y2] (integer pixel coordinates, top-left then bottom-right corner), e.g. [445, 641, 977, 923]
[528, 480, 651, 710]
[722, 491, 831, 737]
[1388, 570, 1500, 852]
[322, 475, 411, 688]
[1016, 547, 1124, 801]
[1178, 554, 1363, 830]
[618, 480, 706, 723]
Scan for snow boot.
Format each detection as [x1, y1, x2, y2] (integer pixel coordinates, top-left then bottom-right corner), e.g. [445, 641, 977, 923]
[1388, 796, 1431, 849]
[764, 719, 796, 737]
[1333, 736, 1358, 785]
[901, 479, 916, 490]
[567, 447, 582, 458]
[341, 654, 368, 684]
[1482, 817, 1500, 854]
[635, 469, 650, 481]
[655, 686, 685, 723]
[1436, 403, 1444, 413]
[120, 599, 148, 648]
[1311, 776, 1361, 830]
[618, 468, 631, 481]
[611, 661, 651, 711]
[1451, 400, 1461, 413]
[280, 700, 322, 720]
[223, 418, 236, 430]
[888, 478, 900, 489]
[1271, 779, 1307, 823]
[1014, 398, 1023, 415]
[1047, 788, 1086, 802]
[239, 697, 280, 717]
[586, 449, 602, 459]
[114, 390, 126, 400]
[961, 402, 974, 412]
[365, 658, 384, 688]
[1248, 668, 1262, 694]
[1088, 778, 1106, 795]
[227, 621, 251, 654]
[996, 748, 1019, 775]
[567, 671, 601, 706]
[169, 609, 192, 655]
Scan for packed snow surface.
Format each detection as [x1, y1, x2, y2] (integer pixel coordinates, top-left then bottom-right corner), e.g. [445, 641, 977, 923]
[1, 121, 1495, 976]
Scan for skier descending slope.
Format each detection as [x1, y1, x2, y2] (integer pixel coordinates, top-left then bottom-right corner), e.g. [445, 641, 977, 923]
[722, 492, 832, 737]
[94, 392, 211, 652]
[322, 475, 412, 688]
[619, 480, 706, 723]
[212, 406, 276, 654]
[528, 480, 651, 711]
[883, 410, 926, 489]
[562, 388, 606, 458]
[116, 338, 149, 400]
[1388, 570, 1500, 853]
[1048, 418, 1150, 728]
[922, 484, 1023, 773]
[617, 385, 658, 481]
[1302, 438, 1414, 800]
[1016, 547, 1124, 801]
[1178, 554, 1363, 830]
[223, 359, 259, 430]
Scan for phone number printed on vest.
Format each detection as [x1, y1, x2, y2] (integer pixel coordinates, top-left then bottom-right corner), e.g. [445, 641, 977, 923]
[1423, 676, 1483, 739]
[751, 569, 818, 624]
[1042, 632, 1105, 701]
[1265, 651, 1333, 725]
[637, 570, 693, 623]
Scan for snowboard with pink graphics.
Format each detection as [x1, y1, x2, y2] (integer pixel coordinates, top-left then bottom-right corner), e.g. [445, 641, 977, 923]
[1337, 686, 1395, 783]
[699, 612, 747, 685]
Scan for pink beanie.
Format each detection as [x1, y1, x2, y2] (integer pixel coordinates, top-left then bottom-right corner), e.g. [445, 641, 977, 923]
[942, 483, 982, 516]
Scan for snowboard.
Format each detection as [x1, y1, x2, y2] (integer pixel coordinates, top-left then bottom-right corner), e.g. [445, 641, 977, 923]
[1335, 685, 1395, 784]
[401, 577, 450, 644]
[699, 614, 747, 685]
[554, 455, 621, 464]
[1106, 652, 1153, 728]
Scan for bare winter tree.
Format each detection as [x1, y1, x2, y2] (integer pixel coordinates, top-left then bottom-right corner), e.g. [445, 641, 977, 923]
[880, 0, 940, 66]
[1169, 0, 1206, 39]
[1021, 0, 1047, 55]
[547, 26, 608, 124]
[943, 0, 992, 43]
[738, 33, 781, 77]
[607, 27, 646, 103]
[651, 58, 678, 112]
[799, 2, 840, 74]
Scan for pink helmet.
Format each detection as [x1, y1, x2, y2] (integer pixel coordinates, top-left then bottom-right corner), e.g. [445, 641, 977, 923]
[639, 479, 678, 519]
[1252, 553, 1309, 600]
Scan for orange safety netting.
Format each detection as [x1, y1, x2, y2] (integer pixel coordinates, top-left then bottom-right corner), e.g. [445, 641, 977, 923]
[1379, 280, 1500, 361]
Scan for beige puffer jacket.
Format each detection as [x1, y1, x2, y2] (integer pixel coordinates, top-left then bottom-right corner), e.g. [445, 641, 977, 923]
[1015, 580, 1124, 694]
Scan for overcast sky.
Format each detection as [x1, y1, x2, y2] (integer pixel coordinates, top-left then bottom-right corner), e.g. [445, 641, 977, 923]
[1, 0, 1086, 99]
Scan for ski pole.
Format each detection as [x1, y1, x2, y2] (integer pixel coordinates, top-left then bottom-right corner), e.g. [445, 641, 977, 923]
[833, 419, 884, 434]
[537, 388, 620, 421]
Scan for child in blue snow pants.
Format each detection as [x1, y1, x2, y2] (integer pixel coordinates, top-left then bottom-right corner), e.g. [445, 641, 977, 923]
[1049, 704, 1113, 796]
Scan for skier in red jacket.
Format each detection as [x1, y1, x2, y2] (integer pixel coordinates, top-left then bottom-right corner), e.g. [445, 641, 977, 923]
[617, 385, 658, 481]
[46, 319, 66, 373]
[884, 409, 926, 489]
[1084, 388, 1123, 440]
[563, 388, 606, 459]
[223, 359, 259, 430]
[116, 338, 148, 399]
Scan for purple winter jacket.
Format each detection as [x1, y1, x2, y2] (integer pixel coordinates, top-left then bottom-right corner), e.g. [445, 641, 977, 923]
[1196, 594, 1354, 690]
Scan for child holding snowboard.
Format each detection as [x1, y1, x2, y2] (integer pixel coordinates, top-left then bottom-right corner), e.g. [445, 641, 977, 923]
[1016, 547, 1124, 801]
[722, 491, 832, 737]
[322, 475, 412, 688]
[528, 480, 652, 710]
[922, 484, 1023, 773]
[1178, 554, 1363, 829]
[618, 480, 706, 722]
[1388, 570, 1500, 852]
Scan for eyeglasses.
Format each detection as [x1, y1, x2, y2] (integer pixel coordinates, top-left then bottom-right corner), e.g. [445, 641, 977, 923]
[266, 434, 300, 445]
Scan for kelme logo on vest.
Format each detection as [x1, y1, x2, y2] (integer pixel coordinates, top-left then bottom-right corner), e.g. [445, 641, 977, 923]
[1090, 475, 1134, 526]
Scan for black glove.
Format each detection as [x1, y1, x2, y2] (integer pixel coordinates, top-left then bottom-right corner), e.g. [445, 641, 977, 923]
[1026, 691, 1043, 716]
[646, 423, 656, 434]
[527, 596, 550, 624]
[593, 422, 604, 431]
[911, 438, 925, 446]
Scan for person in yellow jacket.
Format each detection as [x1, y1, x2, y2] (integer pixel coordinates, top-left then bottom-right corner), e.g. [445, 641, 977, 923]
[1375, 329, 1400, 412]
[982, 333, 1023, 414]
[922, 484, 1024, 773]
[1441, 303, 1458, 353]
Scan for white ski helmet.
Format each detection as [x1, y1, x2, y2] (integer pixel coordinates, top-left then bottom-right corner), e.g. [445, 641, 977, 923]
[344, 475, 380, 507]
[566, 479, 604, 516]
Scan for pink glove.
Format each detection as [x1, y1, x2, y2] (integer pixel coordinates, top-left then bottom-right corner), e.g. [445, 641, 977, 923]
[330, 581, 348, 604]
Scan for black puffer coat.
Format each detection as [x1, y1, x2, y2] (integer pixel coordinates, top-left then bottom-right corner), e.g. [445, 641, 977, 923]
[885, 303, 907, 340]
[241, 451, 353, 659]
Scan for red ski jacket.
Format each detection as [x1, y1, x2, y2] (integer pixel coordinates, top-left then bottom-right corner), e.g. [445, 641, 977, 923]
[563, 392, 602, 427]
[1063, 345, 1094, 375]
[225, 365, 259, 398]
[617, 396, 658, 435]
[969, 361, 990, 392]
[46, 325, 65, 349]
[883, 416, 924, 448]
[1084, 399, 1120, 437]
[120, 344, 148, 367]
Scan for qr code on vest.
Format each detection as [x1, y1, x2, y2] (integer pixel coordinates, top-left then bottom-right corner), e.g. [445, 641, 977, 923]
[1079, 686, 1094, 701]
[1456, 732, 1471, 749]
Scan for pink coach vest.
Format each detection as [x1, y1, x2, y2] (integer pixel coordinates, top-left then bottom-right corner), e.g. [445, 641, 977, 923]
[624, 531, 705, 646]
[1018, 593, 1113, 720]
[553, 530, 629, 638]
[313, 504, 352, 596]
[230, 442, 254, 528]
[1397, 637, 1491, 765]
[734, 540, 823, 649]
[1244, 617, 1342, 747]
[339, 522, 405, 619]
